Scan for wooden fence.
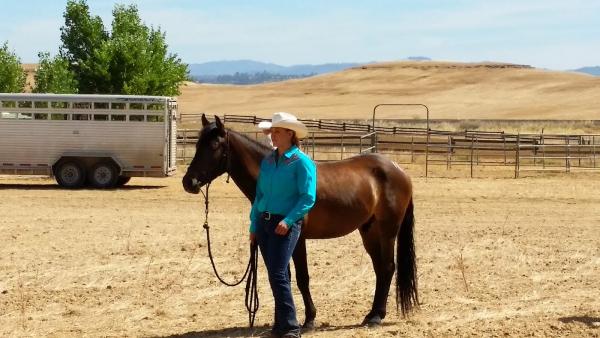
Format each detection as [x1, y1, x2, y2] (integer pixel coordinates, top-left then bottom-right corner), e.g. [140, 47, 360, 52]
[177, 114, 600, 178]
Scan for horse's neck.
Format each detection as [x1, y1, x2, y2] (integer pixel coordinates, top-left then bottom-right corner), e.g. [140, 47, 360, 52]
[227, 131, 270, 201]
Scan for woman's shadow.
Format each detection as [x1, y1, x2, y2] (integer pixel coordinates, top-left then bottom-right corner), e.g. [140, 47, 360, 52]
[157, 322, 391, 338]
[558, 315, 600, 328]
[0, 183, 165, 190]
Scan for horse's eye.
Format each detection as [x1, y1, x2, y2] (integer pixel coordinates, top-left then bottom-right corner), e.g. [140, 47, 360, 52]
[210, 140, 220, 150]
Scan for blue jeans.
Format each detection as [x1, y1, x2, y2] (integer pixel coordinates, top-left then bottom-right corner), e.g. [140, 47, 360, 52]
[255, 213, 301, 336]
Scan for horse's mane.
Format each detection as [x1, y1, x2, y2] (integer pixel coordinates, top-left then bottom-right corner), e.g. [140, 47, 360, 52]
[229, 128, 272, 157]
[198, 123, 271, 158]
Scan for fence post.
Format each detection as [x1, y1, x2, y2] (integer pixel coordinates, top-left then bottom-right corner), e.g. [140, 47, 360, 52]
[359, 135, 363, 154]
[515, 133, 520, 178]
[593, 135, 597, 168]
[183, 129, 188, 163]
[475, 136, 480, 165]
[578, 135, 582, 167]
[312, 132, 316, 159]
[446, 135, 451, 170]
[425, 129, 430, 177]
[340, 132, 345, 160]
[565, 136, 570, 173]
[470, 137, 475, 178]
[541, 132, 546, 169]
[411, 136, 415, 163]
[503, 134, 507, 165]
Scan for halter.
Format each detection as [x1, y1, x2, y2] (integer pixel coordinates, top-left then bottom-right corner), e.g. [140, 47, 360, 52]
[198, 129, 259, 327]
[222, 131, 231, 183]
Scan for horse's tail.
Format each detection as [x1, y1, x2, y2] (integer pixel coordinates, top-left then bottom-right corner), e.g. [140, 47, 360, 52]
[396, 197, 419, 316]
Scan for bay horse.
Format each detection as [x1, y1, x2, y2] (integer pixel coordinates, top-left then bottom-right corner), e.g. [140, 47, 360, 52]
[182, 115, 418, 327]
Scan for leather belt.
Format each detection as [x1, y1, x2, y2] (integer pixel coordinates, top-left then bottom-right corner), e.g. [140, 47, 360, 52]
[262, 211, 272, 220]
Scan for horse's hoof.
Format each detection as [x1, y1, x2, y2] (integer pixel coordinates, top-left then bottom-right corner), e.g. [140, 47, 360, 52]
[302, 320, 316, 331]
[361, 314, 382, 327]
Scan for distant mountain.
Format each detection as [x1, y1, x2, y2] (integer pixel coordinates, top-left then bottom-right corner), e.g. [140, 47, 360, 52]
[188, 60, 364, 77]
[407, 56, 432, 61]
[573, 66, 600, 76]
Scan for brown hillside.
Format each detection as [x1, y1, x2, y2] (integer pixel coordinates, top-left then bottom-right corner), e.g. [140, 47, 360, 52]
[178, 61, 600, 120]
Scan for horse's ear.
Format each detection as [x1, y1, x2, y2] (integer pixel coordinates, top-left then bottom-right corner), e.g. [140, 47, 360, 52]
[214, 115, 225, 134]
[201, 113, 210, 127]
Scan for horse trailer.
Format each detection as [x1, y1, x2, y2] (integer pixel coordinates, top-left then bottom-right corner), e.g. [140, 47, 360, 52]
[0, 93, 177, 188]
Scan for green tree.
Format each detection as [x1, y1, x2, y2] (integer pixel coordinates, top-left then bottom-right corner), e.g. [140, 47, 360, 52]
[33, 52, 78, 93]
[60, 0, 110, 93]
[59, 0, 187, 96]
[0, 42, 26, 93]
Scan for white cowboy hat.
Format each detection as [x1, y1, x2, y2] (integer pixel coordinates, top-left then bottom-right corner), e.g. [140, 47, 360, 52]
[264, 112, 308, 138]
[257, 121, 272, 129]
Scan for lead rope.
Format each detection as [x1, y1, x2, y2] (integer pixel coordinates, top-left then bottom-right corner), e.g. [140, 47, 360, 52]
[201, 182, 259, 327]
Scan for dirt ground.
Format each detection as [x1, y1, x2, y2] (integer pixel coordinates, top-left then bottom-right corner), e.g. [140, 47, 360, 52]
[1, 170, 599, 337]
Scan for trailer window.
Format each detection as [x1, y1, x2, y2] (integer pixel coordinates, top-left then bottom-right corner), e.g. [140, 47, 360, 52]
[34, 113, 49, 120]
[147, 103, 165, 111]
[73, 102, 92, 109]
[18, 101, 32, 108]
[51, 101, 69, 109]
[147, 115, 164, 122]
[34, 101, 49, 108]
[51, 113, 70, 120]
[129, 115, 145, 122]
[93, 114, 109, 121]
[1, 112, 17, 119]
[1, 101, 16, 108]
[94, 102, 109, 110]
[111, 102, 126, 110]
[18, 113, 32, 119]
[111, 114, 126, 121]
[130, 103, 144, 110]
[73, 114, 90, 120]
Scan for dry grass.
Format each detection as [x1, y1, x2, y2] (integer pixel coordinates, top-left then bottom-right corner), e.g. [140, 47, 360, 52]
[1, 170, 599, 337]
[178, 61, 600, 122]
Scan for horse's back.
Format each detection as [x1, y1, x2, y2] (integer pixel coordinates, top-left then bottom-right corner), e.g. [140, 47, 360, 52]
[304, 153, 412, 239]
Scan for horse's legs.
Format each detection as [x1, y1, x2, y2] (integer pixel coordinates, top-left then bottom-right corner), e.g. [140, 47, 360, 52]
[359, 222, 397, 326]
[292, 237, 317, 329]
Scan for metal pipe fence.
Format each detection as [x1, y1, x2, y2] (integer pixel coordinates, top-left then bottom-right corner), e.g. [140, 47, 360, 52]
[176, 117, 600, 178]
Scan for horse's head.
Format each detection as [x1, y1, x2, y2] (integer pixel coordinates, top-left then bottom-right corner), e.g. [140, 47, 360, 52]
[182, 114, 229, 194]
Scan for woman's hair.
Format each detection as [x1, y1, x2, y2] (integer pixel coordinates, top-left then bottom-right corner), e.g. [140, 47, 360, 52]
[291, 132, 300, 147]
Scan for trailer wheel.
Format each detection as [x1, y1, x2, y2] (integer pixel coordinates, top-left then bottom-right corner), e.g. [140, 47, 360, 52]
[55, 161, 86, 189]
[89, 161, 119, 188]
[115, 176, 131, 187]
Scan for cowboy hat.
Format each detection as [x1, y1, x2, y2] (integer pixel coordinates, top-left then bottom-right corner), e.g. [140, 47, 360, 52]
[262, 112, 308, 138]
[257, 121, 272, 129]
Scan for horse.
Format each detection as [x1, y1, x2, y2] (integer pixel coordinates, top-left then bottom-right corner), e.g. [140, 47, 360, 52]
[182, 114, 418, 328]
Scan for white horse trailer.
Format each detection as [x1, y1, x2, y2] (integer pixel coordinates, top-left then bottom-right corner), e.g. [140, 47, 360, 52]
[0, 93, 177, 188]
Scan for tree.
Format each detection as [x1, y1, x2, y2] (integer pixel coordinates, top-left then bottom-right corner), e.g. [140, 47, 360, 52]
[59, 0, 188, 95]
[0, 42, 26, 93]
[33, 52, 78, 93]
[60, 0, 110, 93]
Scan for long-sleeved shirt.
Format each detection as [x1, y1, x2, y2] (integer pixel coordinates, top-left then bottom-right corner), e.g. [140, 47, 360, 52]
[249, 145, 317, 233]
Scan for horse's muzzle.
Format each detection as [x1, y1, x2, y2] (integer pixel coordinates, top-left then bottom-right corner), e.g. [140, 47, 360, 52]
[182, 175, 202, 194]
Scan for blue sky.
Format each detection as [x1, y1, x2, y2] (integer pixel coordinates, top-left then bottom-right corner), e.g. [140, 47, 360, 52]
[1, 0, 599, 70]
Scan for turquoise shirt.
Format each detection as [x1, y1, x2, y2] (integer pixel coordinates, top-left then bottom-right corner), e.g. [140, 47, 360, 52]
[249, 145, 317, 233]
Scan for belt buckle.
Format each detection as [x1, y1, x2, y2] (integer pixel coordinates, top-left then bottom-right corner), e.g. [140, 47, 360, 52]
[263, 212, 271, 220]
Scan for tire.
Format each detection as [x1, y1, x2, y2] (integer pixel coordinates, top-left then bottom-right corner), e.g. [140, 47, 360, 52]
[89, 161, 119, 188]
[115, 176, 131, 187]
[55, 161, 86, 189]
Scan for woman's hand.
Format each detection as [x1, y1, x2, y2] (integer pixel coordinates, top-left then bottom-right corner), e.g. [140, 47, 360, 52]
[249, 232, 256, 244]
[275, 220, 290, 235]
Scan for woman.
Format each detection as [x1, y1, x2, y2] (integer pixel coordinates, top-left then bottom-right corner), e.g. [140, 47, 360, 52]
[249, 112, 317, 338]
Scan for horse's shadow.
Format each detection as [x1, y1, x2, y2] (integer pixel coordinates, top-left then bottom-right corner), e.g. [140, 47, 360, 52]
[0, 183, 165, 191]
[558, 315, 600, 328]
[156, 323, 394, 338]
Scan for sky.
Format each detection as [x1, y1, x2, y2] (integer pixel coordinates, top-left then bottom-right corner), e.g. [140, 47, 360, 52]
[1, 0, 599, 70]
